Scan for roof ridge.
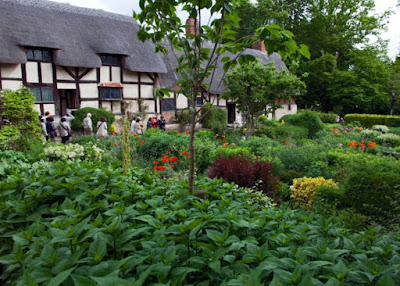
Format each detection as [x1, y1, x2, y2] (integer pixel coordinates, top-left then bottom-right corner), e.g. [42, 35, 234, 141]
[3, 0, 134, 23]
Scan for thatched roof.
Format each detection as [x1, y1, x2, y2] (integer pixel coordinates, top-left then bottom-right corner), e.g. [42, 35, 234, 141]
[160, 41, 287, 94]
[0, 0, 167, 73]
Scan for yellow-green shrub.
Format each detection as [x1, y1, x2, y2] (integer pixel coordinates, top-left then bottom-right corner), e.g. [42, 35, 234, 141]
[291, 177, 338, 208]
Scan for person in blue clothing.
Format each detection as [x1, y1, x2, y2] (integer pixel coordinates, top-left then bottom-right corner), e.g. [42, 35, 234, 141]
[147, 118, 152, 130]
[46, 116, 57, 141]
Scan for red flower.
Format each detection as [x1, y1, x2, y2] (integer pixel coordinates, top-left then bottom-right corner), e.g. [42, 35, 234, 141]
[153, 161, 158, 165]
[221, 135, 225, 139]
[170, 156, 178, 162]
[368, 141, 376, 148]
[142, 140, 145, 144]
[161, 157, 169, 162]
[170, 165, 174, 169]
[182, 151, 188, 155]
[186, 132, 189, 135]
[111, 132, 115, 135]
[187, 155, 190, 158]
[137, 138, 140, 141]
[113, 143, 117, 146]
[134, 134, 137, 137]
[100, 135, 104, 137]
[215, 134, 219, 138]
[158, 166, 167, 171]
[171, 148, 174, 151]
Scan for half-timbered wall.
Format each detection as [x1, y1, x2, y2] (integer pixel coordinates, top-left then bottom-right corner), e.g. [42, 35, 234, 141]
[0, 54, 159, 117]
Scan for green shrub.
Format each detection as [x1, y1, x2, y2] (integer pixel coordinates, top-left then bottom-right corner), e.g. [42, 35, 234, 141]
[71, 107, 115, 132]
[238, 137, 279, 156]
[389, 127, 400, 135]
[280, 169, 305, 184]
[317, 112, 338, 123]
[344, 113, 400, 127]
[360, 130, 382, 141]
[345, 120, 362, 127]
[255, 124, 309, 140]
[281, 110, 324, 138]
[195, 130, 215, 140]
[174, 108, 193, 131]
[377, 133, 400, 147]
[323, 123, 342, 131]
[257, 116, 279, 127]
[0, 88, 41, 147]
[215, 146, 252, 158]
[135, 132, 189, 161]
[195, 138, 219, 173]
[201, 105, 227, 133]
[372, 125, 390, 133]
[341, 157, 400, 222]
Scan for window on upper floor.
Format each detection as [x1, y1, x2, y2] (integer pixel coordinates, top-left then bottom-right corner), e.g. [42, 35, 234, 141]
[196, 96, 204, 106]
[99, 87, 122, 100]
[100, 54, 121, 66]
[26, 48, 52, 62]
[30, 87, 54, 102]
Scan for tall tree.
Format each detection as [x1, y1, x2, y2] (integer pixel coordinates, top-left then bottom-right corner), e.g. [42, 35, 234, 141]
[224, 61, 305, 138]
[134, 0, 309, 194]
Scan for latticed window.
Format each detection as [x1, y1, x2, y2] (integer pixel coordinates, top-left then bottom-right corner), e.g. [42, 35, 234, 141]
[26, 48, 52, 62]
[30, 87, 54, 102]
[162, 98, 176, 111]
[100, 87, 122, 100]
[100, 55, 121, 66]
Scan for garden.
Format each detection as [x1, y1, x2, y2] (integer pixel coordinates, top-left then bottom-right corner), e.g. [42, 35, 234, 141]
[1, 88, 400, 285]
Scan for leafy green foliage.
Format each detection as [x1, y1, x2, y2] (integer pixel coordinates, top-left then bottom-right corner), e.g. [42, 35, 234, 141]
[1, 159, 400, 284]
[345, 114, 400, 128]
[201, 105, 227, 133]
[377, 133, 400, 147]
[71, 107, 115, 132]
[281, 110, 324, 138]
[224, 61, 305, 138]
[0, 88, 41, 149]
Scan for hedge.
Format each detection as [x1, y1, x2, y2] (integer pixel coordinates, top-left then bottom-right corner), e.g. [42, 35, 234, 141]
[71, 107, 116, 132]
[344, 114, 400, 127]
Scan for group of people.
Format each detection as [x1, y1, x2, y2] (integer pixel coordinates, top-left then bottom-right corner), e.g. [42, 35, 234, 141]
[81, 113, 108, 137]
[39, 111, 74, 144]
[39, 112, 166, 144]
[130, 115, 166, 134]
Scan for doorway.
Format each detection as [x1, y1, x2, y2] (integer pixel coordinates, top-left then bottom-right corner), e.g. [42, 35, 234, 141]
[59, 89, 77, 116]
[227, 103, 236, 124]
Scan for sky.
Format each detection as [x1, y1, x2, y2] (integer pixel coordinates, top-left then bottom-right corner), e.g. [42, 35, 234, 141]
[51, 0, 400, 59]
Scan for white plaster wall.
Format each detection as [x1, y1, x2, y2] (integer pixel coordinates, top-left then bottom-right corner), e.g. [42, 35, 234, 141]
[26, 62, 39, 83]
[80, 84, 99, 99]
[176, 93, 188, 109]
[209, 95, 218, 106]
[111, 67, 121, 82]
[140, 85, 153, 98]
[100, 66, 110, 82]
[1, 64, 22, 78]
[102, 101, 111, 111]
[1, 80, 22, 90]
[34, 104, 41, 113]
[56, 67, 74, 80]
[123, 100, 139, 113]
[143, 100, 155, 113]
[80, 101, 99, 108]
[123, 70, 138, 82]
[41, 63, 53, 84]
[123, 84, 139, 99]
[218, 97, 226, 106]
[43, 104, 55, 115]
[57, 83, 76, 89]
[80, 68, 96, 81]
[112, 101, 122, 113]
[141, 73, 153, 83]
[267, 104, 298, 120]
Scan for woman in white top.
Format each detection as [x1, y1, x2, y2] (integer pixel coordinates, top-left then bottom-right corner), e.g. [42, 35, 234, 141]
[96, 117, 108, 137]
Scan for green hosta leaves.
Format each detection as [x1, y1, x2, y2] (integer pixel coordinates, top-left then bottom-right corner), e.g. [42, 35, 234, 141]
[1, 161, 400, 285]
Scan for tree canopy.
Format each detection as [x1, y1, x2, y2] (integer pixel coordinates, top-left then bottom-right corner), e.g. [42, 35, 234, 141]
[223, 61, 305, 138]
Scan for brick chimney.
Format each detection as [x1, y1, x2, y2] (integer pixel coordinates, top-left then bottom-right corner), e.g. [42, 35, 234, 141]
[185, 17, 199, 36]
[251, 41, 266, 54]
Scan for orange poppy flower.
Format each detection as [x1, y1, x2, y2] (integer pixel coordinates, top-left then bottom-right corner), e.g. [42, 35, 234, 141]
[113, 143, 117, 146]
[170, 157, 178, 162]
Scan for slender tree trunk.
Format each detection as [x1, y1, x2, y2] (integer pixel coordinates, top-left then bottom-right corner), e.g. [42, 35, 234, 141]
[188, 90, 197, 194]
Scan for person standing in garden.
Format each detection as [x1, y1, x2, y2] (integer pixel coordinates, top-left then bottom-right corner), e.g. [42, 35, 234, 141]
[96, 117, 108, 137]
[146, 118, 152, 130]
[82, 113, 93, 135]
[130, 116, 136, 134]
[134, 117, 144, 134]
[46, 116, 57, 141]
[64, 110, 75, 126]
[57, 117, 71, 144]
[151, 116, 159, 129]
[158, 115, 166, 131]
[39, 115, 47, 141]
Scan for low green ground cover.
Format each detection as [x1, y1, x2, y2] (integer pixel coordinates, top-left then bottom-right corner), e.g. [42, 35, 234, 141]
[0, 159, 399, 285]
